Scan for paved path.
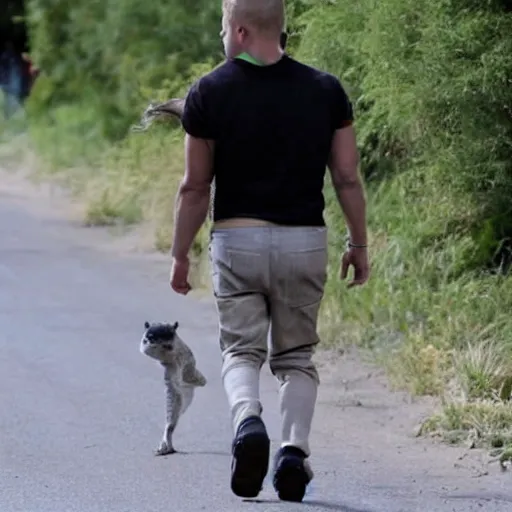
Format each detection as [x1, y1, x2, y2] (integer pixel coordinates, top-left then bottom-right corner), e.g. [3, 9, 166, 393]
[1, 178, 511, 512]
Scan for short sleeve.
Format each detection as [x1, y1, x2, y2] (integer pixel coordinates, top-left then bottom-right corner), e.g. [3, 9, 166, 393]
[181, 78, 216, 139]
[331, 78, 354, 131]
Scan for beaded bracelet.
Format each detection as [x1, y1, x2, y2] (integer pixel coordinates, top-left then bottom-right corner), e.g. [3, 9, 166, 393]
[346, 238, 368, 249]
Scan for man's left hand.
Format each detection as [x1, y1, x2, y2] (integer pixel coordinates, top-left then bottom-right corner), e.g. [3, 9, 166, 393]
[170, 256, 191, 295]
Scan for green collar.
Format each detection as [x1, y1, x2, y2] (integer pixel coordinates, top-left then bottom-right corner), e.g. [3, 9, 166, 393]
[235, 52, 265, 66]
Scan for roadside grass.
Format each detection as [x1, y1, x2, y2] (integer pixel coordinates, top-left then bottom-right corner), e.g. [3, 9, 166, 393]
[0, 95, 34, 171]
[318, 159, 512, 458]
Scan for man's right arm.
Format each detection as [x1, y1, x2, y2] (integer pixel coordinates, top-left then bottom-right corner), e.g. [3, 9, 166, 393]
[327, 123, 368, 247]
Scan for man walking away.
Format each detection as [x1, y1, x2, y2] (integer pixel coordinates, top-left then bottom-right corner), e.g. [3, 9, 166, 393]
[169, 0, 370, 503]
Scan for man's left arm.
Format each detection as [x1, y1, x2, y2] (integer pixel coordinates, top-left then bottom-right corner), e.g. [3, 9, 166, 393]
[170, 134, 214, 262]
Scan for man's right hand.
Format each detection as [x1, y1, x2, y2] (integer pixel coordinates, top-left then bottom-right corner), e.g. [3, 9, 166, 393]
[170, 256, 192, 295]
[340, 247, 370, 288]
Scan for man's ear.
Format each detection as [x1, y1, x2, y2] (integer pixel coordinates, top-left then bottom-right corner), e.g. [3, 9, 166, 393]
[236, 25, 248, 41]
[172, 321, 179, 331]
[280, 31, 288, 50]
[144, 321, 150, 329]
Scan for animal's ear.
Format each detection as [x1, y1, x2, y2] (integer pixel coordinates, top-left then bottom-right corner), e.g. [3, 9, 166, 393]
[280, 31, 288, 50]
[144, 321, 150, 329]
[172, 321, 179, 331]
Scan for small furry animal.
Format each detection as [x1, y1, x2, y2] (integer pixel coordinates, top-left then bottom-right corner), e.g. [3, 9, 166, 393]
[140, 320, 207, 455]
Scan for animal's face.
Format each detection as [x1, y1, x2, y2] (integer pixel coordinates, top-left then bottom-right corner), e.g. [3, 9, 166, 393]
[140, 321, 179, 362]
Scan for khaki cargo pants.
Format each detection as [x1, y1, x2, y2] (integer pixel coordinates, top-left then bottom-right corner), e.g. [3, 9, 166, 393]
[208, 226, 328, 456]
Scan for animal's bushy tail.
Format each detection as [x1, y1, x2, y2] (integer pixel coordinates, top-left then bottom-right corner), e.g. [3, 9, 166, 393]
[131, 98, 185, 132]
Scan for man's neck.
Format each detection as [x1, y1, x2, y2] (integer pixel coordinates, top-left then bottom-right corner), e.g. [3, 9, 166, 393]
[237, 44, 284, 66]
[236, 52, 266, 66]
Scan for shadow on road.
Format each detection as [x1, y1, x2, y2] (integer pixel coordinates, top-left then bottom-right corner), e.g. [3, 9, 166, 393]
[243, 498, 373, 512]
[443, 491, 512, 504]
[173, 450, 232, 457]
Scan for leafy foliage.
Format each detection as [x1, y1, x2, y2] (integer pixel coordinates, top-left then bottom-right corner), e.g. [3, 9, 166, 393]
[26, 0, 224, 138]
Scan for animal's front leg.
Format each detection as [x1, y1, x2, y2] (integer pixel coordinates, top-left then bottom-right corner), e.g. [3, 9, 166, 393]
[155, 375, 183, 456]
[182, 361, 207, 387]
[192, 368, 207, 387]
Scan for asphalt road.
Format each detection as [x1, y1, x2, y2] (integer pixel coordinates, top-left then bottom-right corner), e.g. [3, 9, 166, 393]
[1, 185, 512, 512]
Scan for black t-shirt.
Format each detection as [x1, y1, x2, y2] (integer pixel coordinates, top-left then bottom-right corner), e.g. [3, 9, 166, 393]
[181, 54, 354, 226]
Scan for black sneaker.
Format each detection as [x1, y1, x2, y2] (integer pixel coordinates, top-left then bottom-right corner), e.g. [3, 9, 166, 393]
[230, 416, 271, 498]
[273, 445, 313, 502]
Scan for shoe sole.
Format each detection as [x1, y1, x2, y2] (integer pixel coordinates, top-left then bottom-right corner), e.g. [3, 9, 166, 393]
[273, 457, 309, 502]
[231, 432, 270, 498]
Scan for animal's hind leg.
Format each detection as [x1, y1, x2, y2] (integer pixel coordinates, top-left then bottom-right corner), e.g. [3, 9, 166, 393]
[155, 377, 182, 456]
[157, 424, 177, 456]
[156, 386, 194, 456]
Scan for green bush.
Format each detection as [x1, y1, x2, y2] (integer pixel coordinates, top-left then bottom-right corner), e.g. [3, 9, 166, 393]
[26, 0, 224, 137]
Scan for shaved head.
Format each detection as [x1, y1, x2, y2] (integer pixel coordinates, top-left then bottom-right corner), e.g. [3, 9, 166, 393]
[222, 0, 285, 35]
[221, 0, 286, 60]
